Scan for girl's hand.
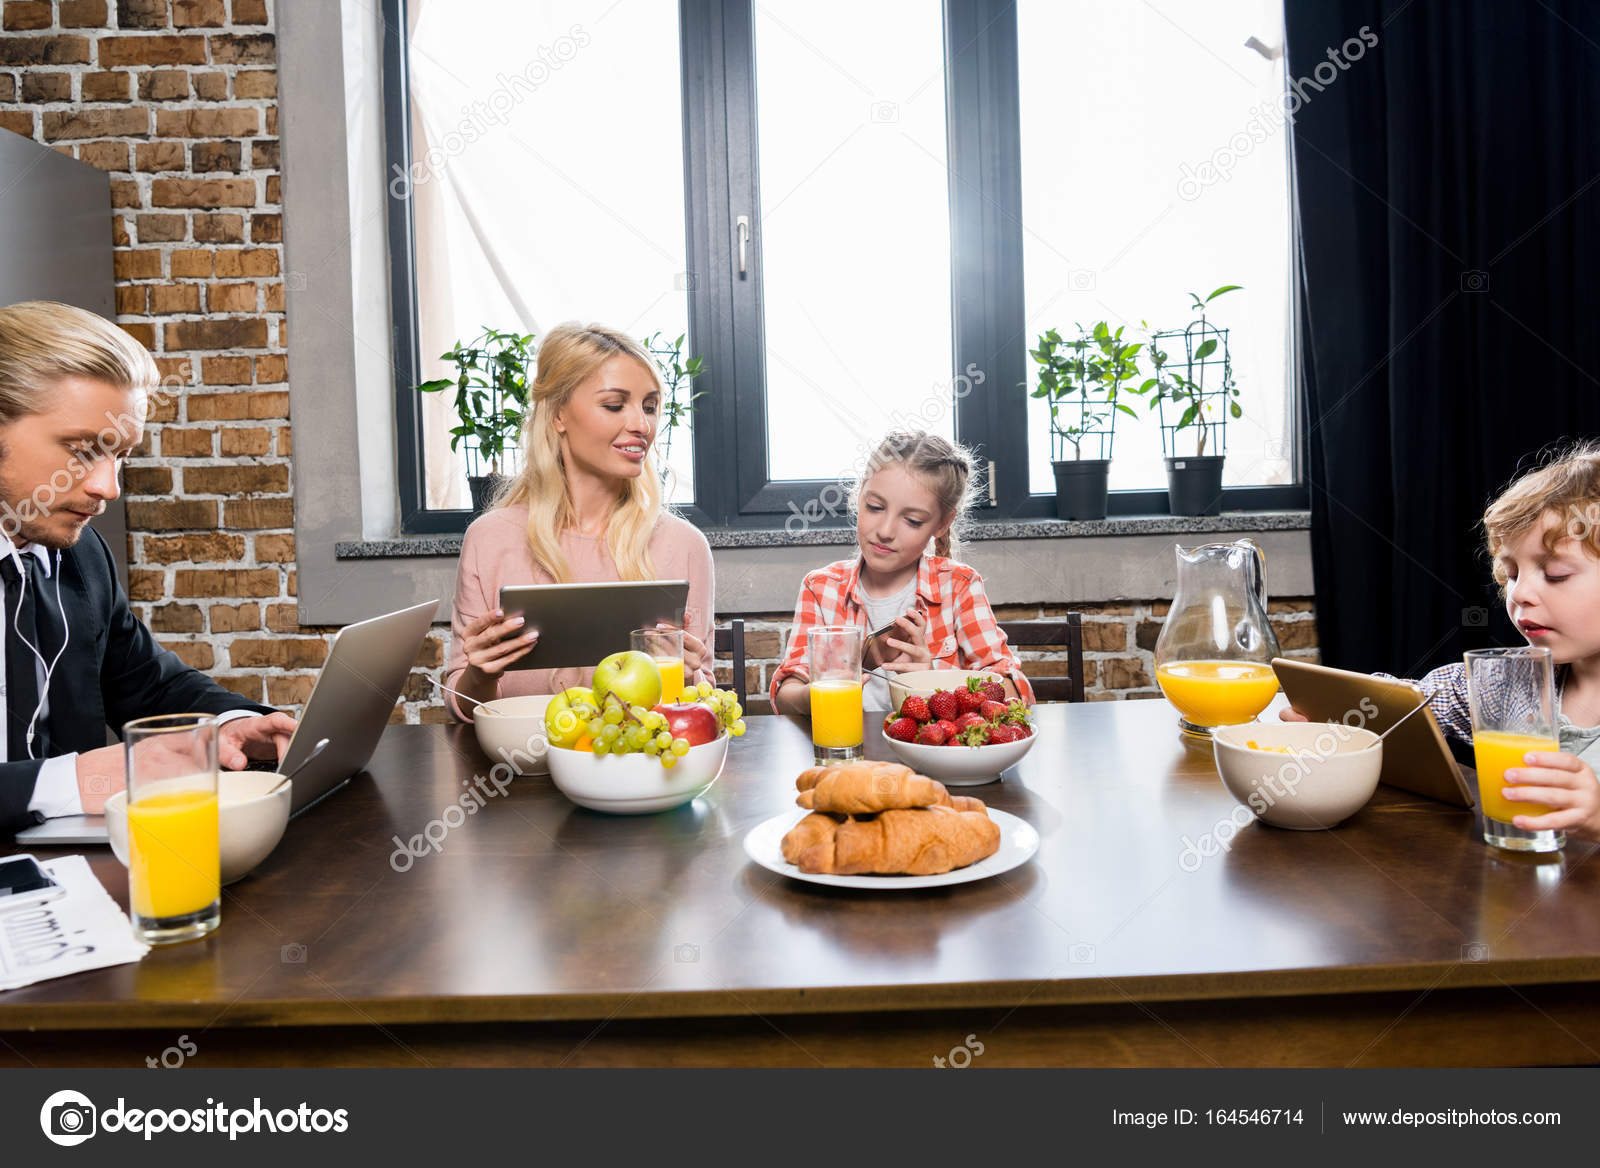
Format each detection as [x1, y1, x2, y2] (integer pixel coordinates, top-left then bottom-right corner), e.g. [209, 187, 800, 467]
[461, 609, 539, 680]
[1503, 750, 1600, 840]
[878, 609, 933, 674]
[1278, 705, 1310, 722]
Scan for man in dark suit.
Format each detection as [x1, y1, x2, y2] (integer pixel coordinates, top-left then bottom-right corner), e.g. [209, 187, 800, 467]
[0, 301, 296, 836]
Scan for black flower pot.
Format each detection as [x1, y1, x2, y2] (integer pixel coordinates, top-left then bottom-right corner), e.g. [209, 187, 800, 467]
[1165, 455, 1225, 516]
[1051, 459, 1110, 521]
[468, 473, 509, 515]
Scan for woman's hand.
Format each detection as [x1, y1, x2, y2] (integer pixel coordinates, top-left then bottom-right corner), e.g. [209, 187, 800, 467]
[680, 627, 710, 680]
[878, 610, 933, 674]
[1277, 705, 1310, 722]
[461, 609, 540, 681]
[1503, 750, 1600, 840]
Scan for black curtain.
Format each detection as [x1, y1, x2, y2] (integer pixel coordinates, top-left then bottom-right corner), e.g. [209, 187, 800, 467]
[1288, 0, 1600, 677]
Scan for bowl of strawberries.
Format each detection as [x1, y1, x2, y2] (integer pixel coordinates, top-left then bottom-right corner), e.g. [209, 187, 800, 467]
[879, 676, 1036, 785]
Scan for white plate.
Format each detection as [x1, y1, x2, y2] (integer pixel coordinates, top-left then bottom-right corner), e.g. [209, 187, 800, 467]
[743, 807, 1039, 890]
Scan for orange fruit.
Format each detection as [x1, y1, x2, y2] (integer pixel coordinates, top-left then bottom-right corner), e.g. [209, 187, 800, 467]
[573, 734, 595, 752]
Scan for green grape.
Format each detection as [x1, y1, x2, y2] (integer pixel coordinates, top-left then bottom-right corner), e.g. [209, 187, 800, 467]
[626, 726, 648, 750]
[602, 706, 624, 726]
[732, 719, 746, 737]
[628, 705, 649, 722]
[593, 738, 611, 756]
[660, 753, 677, 769]
[643, 739, 661, 756]
[655, 731, 672, 750]
[600, 724, 621, 744]
[700, 682, 714, 698]
[671, 737, 690, 757]
[729, 702, 743, 720]
[586, 718, 605, 738]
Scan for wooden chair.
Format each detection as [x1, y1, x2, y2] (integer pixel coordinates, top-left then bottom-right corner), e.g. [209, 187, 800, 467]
[998, 613, 1085, 702]
[713, 618, 746, 709]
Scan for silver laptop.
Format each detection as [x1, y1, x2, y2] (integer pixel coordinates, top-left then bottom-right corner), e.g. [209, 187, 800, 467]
[15, 598, 440, 844]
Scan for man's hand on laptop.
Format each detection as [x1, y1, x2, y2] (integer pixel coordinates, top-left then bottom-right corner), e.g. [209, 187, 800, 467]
[220, 712, 298, 770]
[74, 745, 126, 814]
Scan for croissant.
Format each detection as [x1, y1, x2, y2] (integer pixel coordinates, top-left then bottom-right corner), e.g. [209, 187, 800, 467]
[782, 805, 1001, 876]
[795, 761, 912, 793]
[796, 766, 952, 813]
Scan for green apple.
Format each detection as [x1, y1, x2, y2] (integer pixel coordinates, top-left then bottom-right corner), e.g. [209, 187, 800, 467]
[591, 651, 662, 710]
[544, 686, 597, 748]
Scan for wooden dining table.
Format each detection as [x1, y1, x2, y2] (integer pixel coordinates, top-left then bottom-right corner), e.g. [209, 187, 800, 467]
[3, 699, 1600, 1068]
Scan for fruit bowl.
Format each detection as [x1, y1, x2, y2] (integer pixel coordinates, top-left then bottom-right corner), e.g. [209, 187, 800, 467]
[1211, 722, 1382, 829]
[546, 732, 730, 814]
[883, 731, 1037, 785]
[887, 668, 1006, 715]
[473, 694, 555, 776]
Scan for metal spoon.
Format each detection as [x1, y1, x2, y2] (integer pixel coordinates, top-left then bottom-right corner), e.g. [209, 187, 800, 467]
[1380, 697, 1431, 740]
[266, 737, 331, 796]
[431, 675, 489, 714]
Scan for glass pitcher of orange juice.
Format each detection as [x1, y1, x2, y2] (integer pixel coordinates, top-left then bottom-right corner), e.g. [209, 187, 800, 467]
[1154, 538, 1281, 738]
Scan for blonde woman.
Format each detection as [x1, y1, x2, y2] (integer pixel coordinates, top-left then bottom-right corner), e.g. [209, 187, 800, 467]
[444, 322, 714, 718]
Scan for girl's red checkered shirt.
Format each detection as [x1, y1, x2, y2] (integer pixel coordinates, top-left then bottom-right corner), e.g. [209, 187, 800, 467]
[769, 553, 1034, 705]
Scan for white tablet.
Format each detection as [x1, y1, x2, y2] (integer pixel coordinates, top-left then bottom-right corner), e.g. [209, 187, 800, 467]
[498, 580, 690, 671]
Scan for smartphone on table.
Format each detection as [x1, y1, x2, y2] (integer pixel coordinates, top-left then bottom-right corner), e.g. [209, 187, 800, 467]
[0, 854, 65, 913]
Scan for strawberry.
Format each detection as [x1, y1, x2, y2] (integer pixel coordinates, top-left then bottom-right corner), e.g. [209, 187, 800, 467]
[979, 680, 1007, 704]
[957, 678, 987, 713]
[927, 690, 960, 722]
[1000, 699, 1031, 725]
[957, 722, 992, 747]
[915, 722, 949, 746]
[978, 699, 1008, 720]
[987, 723, 1023, 744]
[885, 716, 919, 743]
[899, 694, 932, 723]
[954, 711, 986, 733]
[935, 718, 960, 740]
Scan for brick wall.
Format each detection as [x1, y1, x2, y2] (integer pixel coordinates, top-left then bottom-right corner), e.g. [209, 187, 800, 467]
[0, 0, 454, 723]
[719, 597, 1319, 713]
[0, 1, 1318, 724]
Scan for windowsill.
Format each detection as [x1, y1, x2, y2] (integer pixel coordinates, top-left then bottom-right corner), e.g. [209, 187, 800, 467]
[334, 509, 1311, 558]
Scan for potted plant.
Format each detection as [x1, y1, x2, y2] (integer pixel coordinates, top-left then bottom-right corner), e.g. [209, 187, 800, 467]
[642, 331, 706, 488]
[414, 327, 536, 513]
[1142, 285, 1242, 516]
[1029, 321, 1144, 520]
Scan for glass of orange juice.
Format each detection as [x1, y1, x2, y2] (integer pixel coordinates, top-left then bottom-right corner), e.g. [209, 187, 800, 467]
[1465, 647, 1564, 853]
[124, 713, 221, 944]
[631, 627, 685, 703]
[808, 625, 864, 764]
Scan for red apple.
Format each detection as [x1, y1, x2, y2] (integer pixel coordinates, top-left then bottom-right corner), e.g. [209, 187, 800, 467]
[652, 702, 719, 746]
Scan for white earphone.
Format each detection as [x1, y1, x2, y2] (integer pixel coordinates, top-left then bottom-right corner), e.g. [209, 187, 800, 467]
[9, 545, 70, 760]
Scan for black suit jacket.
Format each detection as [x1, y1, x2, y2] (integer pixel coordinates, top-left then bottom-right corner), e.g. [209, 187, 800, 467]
[0, 527, 271, 835]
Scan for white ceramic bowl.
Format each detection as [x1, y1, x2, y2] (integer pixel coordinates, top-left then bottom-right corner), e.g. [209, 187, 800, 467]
[887, 668, 1007, 716]
[106, 771, 292, 885]
[546, 733, 730, 814]
[472, 694, 556, 776]
[1212, 722, 1383, 830]
[883, 729, 1038, 786]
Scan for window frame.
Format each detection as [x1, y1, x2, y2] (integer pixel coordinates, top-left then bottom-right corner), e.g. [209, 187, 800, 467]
[382, 0, 1306, 534]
